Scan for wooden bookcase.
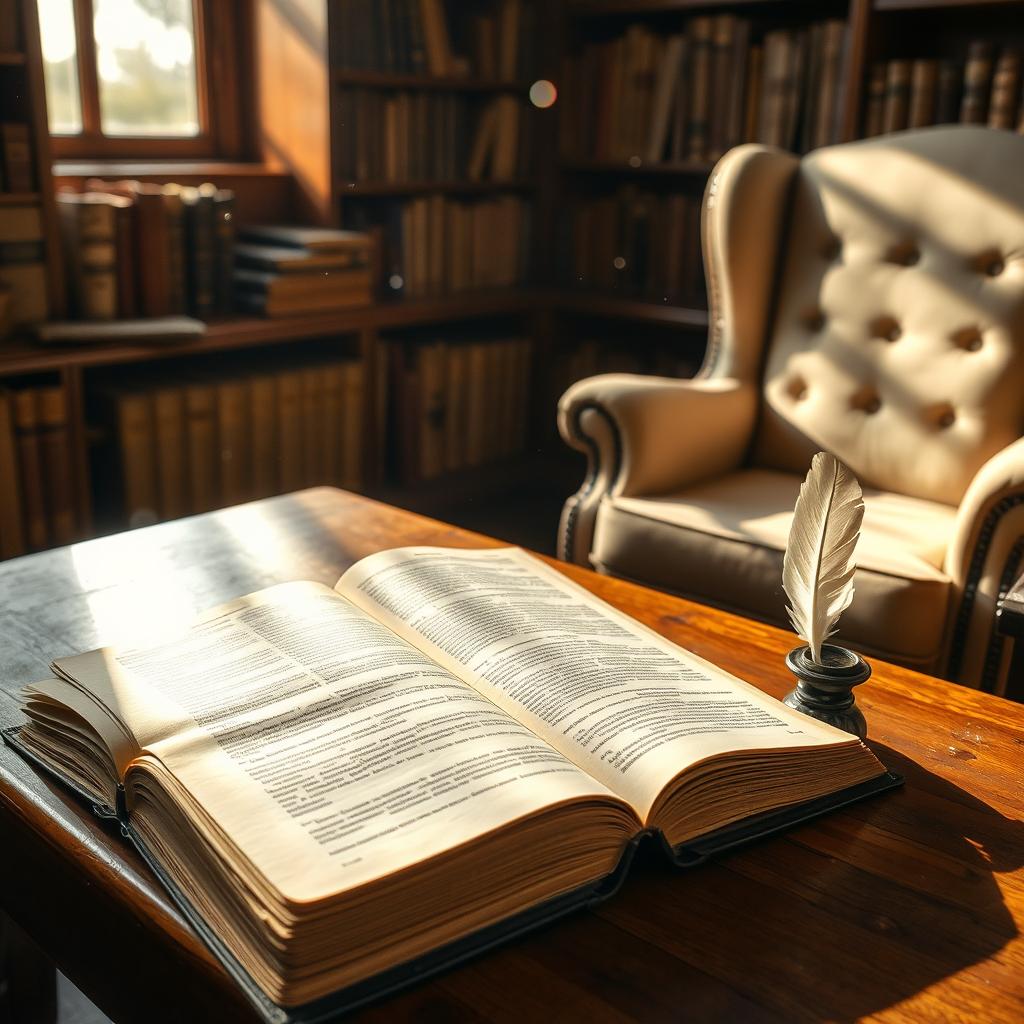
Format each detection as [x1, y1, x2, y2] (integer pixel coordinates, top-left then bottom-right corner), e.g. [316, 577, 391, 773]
[0, 0, 1020, 558]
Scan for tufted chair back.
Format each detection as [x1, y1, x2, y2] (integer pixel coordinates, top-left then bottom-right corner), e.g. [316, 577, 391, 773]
[747, 127, 1024, 506]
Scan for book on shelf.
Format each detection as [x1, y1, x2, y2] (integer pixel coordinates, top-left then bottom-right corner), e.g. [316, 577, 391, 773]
[234, 226, 374, 317]
[864, 43, 1024, 137]
[56, 192, 129, 321]
[0, 121, 34, 193]
[5, 545, 899, 1018]
[561, 15, 849, 163]
[0, 0, 20, 52]
[330, 0, 535, 82]
[0, 201, 48, 328]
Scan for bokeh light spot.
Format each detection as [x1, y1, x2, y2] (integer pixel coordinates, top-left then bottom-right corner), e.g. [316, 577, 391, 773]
[529, 80, 557, 109]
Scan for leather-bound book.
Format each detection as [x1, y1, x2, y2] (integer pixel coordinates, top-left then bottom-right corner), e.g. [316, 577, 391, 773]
[248, 372, 278, 498]
[35, 387, 76, 545]
[275, 369, 305, 494]
[300, 367, 326, 487]
[0, 203, 48, 327]
[12, 388, 46, 550]
[863, 63, 886, 137]
[934, 59, 963, 124]
[340, 361, 364, 491]
[213, 189, 235, 314]
[816, 21, 847, 148]
[56, 192, 121, 320]
[743, 44, 763, 144]
[418, 342, 447, 480]
[708, 16, 737, 159]
[443, 343, 468, 473]
[184, 379, 217, 514]
[319, 363, 344, 486]
[464, 342, 487, 467]
[988, 50, 1021, 130]
[960, 41, 994, 124]
[153, 386, 187, 521]
[0, 123, 33, 192]
[217, 377, 250, 506]
[183, 184, 217, 318]
[162, 185, 187, 314]
[724, 19, 750, 151]
[758, 30, 791, 148]
[114, 389, 159, 529]
[880, 60, 913, 135]
[686, 17, 714, 161]
[908, 59, 939, 129]
[0, 390, 24, 558]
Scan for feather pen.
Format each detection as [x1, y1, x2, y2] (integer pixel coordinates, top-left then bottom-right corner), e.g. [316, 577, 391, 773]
[782, 452, 865, 665]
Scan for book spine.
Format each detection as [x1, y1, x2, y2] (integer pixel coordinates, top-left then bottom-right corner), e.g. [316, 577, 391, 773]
[249, 373, 278, 498]
[184, 383, 217, 514]
[35, 386, 76, 545]
[320, 363, 344, 485]
[988, 50, 1021, 131]
[217, 379, 250, 506]
[12, 389, 46, 550]
[116, 391, 159, 528]
[214, 190, 236, 315]
[418, 342, 447, 480]
[0, 389, 25, 557]
[340, 361, 364, 491]
[163, 188, 187, 314]
[960, 41, 994, 125]
[882, 59, 911, 134]
[686, 18, 713, 161]
[276, 370, 305, 494]
[153, 387, 187, 521]
[908, 59, 938, 130]
[0, 123, 34, 193]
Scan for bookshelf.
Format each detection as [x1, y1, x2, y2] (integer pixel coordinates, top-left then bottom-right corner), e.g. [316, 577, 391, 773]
[2, 0, 1022, 560]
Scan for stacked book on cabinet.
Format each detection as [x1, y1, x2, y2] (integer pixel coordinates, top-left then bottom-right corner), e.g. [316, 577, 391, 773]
[561, 15, 850, 163]
[234, 226, 374, 317]
[0, 385, 78, 558]
[864, 44, 1024, 136]
[381, 335, 532, 483]
[331, 0, 537, 81]
[348, 195, 529, 298]
[99, 357, 365, 528]
[565, 188, 704, 304]
[57, 180, 235, 320]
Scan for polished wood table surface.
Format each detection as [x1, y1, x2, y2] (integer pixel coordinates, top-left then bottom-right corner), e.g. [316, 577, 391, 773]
[1, 489, 1022, 1023]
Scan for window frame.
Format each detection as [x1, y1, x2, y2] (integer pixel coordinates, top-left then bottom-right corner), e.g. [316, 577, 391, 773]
[48, 0, 252, 160]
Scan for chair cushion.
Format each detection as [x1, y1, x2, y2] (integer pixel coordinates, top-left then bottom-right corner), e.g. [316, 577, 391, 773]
[591, 469, 956, 671]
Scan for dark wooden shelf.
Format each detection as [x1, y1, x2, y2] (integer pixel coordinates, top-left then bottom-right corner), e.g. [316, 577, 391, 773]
[874, 0, 1022, 8]
[0, 290, 540, 376]
[333, 70, 526, 92]
[560, 157, 716, 178]
[336, 179, 536, 196]
[0, 192, 40, 205]
[546, 290, 709, 328]
[0, 52, 26, 66]
[568, 0, 778, 15]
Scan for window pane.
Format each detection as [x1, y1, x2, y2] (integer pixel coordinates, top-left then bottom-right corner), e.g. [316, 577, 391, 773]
[94, 0, 200, 137]
[38, 0, 83, 135]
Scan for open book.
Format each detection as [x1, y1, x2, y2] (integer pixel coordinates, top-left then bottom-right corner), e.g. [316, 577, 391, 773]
[8, 547, 896, 1020]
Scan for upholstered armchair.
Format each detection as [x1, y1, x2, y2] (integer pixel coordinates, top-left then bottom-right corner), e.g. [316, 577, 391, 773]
[558, 126, 1024, 695]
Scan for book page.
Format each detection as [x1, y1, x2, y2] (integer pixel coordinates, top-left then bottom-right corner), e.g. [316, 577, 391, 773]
[339, 547, 860, 819]
[51, 581, 628, 902]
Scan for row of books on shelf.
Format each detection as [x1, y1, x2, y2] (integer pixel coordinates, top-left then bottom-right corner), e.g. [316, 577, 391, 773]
[335, 90, 529, 183]
[57, 180, 235, 321]
[565, 188, 704, 304]
[331, 0, 536, 82]
[0, 385, 77, 559]
[0, 121, 33, 193]
[349, 194, 529, 298]
[104, 357, 365, 529]
[864, 45, 1024, 137]
[234, 225, 374, 318]
[382, 336, 532, 482]
[0, 202, 48, 331]
[561, 16, 849, 165]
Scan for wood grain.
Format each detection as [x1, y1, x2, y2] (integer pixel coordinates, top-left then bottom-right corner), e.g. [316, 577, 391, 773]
[0, 488, 1022, 1023]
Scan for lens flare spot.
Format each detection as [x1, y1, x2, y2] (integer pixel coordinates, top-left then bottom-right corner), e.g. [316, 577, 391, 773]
[529, 80, 557, 108]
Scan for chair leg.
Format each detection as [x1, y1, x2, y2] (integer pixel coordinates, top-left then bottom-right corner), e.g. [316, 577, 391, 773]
[0, 910, 57, 1024]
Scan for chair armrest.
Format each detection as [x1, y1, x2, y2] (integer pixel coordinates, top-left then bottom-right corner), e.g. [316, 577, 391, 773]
[943, 437, 1024, 691]
[557, 374, 758, 563]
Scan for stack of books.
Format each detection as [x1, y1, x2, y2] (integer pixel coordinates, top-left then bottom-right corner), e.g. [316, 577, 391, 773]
[57, 180, 235, 320]
[565, 187, 704, 304]
[381, 335, 532, 482]
[561, 15, 850, 163]
[331, 0, 537, 82]
[100, 355, 365, 528]
[864, 44, 1024, 135]
[0, 385, 77, 558]
[234, 225, 374, 317]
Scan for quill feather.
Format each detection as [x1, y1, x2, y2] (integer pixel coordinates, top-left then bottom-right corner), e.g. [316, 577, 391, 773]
[782, 452, 864, 665]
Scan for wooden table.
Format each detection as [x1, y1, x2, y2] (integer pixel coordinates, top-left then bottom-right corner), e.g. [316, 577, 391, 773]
[1, 489, 1022, 1023]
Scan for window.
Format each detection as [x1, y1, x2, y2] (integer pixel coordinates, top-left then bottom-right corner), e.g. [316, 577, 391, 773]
[38, 0, 250, 159]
